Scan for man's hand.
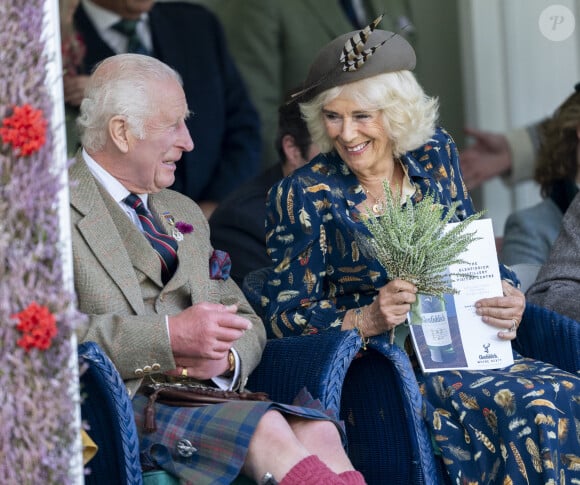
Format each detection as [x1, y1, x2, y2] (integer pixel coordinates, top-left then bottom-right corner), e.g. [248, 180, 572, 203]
[167, 354, 233, 381]
[459, 127, 512, 189]
[167, 303, 251, 380]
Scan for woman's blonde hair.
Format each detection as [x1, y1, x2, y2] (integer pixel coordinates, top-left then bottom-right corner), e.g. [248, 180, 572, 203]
[299, 71, 439, 157]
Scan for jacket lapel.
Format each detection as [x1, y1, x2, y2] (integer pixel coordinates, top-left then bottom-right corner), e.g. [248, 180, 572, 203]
[69, 157, 159, 311]
[101, 192, 165, 287]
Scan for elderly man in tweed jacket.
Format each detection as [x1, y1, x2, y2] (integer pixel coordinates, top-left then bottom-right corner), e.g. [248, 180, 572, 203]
[70, 53, 365, 485]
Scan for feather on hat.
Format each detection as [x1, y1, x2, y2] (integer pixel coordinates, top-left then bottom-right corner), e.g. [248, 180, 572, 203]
[291, 15, 415, 102]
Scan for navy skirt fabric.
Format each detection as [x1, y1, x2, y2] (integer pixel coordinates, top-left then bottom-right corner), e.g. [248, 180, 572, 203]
[132, 389, 344, 485]
[418, 352, 580, 483]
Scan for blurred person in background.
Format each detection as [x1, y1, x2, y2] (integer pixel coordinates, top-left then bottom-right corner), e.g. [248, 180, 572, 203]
[210, 97, 319, 286]
[63, 0, 261, 218]
[210, 0, 415, 168]
[500, 85, 580, 266]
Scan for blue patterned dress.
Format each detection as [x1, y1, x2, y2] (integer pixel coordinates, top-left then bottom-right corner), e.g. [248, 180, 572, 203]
[262, 127, 580, 484]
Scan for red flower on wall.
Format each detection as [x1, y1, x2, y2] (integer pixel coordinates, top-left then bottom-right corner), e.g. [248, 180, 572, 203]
[0, 104, 47, 156]
[12, 302, 58, 352]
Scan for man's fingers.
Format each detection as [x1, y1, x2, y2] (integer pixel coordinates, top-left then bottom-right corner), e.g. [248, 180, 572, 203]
[217, 314, 252, 331]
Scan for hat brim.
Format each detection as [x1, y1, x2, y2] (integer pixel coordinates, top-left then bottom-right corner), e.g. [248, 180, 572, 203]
[292, 30, 416, 102]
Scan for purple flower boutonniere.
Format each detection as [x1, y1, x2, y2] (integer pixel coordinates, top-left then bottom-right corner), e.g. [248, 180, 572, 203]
[175, 221, 194, 234]
[163, 212, 194, 241]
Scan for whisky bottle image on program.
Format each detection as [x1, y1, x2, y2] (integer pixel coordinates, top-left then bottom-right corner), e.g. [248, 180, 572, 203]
[411, 293, 456, 363]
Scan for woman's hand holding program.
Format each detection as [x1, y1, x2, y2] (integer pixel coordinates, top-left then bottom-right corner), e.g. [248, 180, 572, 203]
[474, 280, 525, 340]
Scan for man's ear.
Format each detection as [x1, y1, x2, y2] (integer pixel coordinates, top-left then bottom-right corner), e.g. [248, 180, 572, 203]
[281, 134, 304, 174]
[109, 115, 130, 153]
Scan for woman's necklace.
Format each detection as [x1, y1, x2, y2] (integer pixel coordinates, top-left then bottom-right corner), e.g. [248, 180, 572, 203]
[360, 161, 403, 215]
[360, 181, 387, 215]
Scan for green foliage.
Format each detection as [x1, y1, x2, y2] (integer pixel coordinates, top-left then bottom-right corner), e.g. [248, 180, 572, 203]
[362, 181, 485, 296]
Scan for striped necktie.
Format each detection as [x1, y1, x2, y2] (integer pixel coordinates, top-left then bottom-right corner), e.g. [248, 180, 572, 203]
[124, 193, 178, 284]
[111, 18, 150, 55]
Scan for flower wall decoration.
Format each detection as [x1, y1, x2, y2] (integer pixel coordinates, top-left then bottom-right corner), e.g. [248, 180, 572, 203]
[0, 1, 83, 483]
[13, 302, 58, 352]
[0, 104, 47, 157]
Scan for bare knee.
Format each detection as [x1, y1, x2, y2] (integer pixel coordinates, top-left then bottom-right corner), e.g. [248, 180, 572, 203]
[254, 410, 302, 446]
[287, 416, 353, 473]
[288, 416, 344, 453]
[243, 410, 308, 481]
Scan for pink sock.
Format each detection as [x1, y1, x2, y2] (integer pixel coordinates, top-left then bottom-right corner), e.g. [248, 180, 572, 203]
[279, 455, 344, 484]
[338, 470, 367, 485]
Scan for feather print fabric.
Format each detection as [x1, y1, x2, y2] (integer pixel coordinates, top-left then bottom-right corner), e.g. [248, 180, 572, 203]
[420, 359, 580, 483]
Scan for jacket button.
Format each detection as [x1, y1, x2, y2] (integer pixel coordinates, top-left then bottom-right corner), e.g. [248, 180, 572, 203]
[176, 438, 197, 458]
[152, 363, 161, 371]
[134, 368, 144, 377]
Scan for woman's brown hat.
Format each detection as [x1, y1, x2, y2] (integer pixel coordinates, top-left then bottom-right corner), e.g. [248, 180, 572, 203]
[291, 15, 415, 102]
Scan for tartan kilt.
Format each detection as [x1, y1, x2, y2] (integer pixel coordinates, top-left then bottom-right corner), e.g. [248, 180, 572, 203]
[132, 390, 344, 485]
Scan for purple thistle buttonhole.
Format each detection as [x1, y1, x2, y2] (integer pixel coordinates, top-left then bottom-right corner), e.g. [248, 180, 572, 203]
[175, 221, 194, 234]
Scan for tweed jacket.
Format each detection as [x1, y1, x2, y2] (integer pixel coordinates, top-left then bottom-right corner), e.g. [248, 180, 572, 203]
[73, 1, 261, 202]
[526, 191, 580, 321]
[69, 155, 266, 398]
[213, 0, 415, 166]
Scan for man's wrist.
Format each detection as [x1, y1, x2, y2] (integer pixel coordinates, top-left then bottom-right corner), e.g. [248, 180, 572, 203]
[212, 349, 240, 390]
[221, 349, 236, 377]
